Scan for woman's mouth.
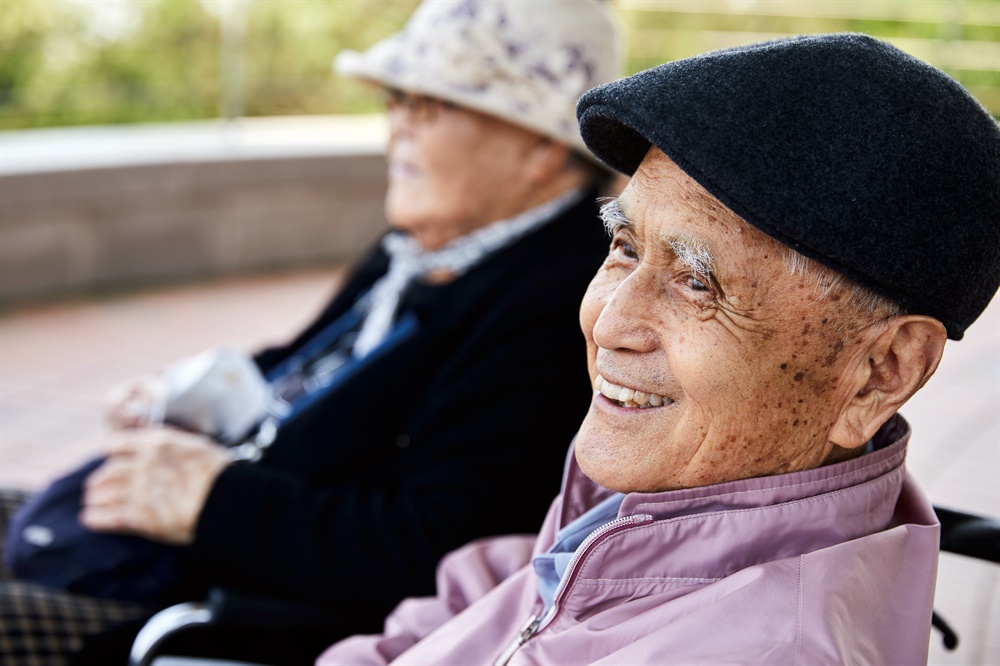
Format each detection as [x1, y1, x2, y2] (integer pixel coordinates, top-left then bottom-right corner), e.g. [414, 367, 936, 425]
[595, 374, 673, 409]
[388, 160, 420, 179]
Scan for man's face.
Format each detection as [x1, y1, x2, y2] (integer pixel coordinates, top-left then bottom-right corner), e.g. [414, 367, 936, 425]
[384, 90, 541, 250]
[575, 148, 870, 493]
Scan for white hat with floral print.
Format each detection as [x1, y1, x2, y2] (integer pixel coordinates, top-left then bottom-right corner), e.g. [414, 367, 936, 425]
[334, 0, 623, 156]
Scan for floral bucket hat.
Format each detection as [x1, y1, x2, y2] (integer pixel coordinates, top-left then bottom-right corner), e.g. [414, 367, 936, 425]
[334, 0, 623, 156]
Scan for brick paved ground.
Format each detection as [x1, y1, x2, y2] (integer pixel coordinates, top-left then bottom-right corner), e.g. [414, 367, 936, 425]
[1, 269, 997, 664]
[0, 267, 347, 489]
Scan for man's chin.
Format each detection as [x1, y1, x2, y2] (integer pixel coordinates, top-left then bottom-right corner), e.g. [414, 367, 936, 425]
[573, 427, 632, 493]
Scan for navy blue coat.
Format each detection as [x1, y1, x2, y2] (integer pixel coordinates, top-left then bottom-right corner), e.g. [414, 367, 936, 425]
[187, 193, 609, 634]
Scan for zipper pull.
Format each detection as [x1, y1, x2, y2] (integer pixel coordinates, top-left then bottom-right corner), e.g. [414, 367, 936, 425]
[494, 614, 541, 666]
[493, 513, 653, 666]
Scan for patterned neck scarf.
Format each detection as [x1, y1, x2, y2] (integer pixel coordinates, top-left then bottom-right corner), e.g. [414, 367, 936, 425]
[352, 189, 584, 357]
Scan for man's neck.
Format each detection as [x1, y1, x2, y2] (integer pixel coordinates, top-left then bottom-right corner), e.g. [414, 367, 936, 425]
[822, 442, 868, 466]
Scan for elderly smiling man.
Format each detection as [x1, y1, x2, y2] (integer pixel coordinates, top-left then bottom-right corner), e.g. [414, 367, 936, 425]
[318, 33, 1000, 665]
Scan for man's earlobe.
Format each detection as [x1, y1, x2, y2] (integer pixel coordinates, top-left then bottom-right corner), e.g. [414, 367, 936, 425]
[829, 316, 946, 449]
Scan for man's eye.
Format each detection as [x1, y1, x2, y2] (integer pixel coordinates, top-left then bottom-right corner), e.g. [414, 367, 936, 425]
[611, 238, 638, 259]
[687, 276, 710, 292]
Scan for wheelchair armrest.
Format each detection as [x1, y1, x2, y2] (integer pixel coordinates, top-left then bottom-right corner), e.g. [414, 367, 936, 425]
[934, 505, 1000, 563]
[129, 587, 343, 666]
[129, 601, 213, 666]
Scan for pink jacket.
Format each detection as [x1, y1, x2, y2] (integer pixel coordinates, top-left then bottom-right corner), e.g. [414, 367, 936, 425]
[319, 415, 939, 665]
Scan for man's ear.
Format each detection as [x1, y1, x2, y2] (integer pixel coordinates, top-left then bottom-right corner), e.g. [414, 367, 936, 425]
[829, 316, 947, 449]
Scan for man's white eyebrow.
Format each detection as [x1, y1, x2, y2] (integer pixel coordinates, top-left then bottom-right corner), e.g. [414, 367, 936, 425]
[599, 198, 630, 235]
[667, 236, 715, 280]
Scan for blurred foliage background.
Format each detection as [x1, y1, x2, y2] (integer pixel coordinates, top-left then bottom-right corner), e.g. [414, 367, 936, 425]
[1, 0, 997, 131]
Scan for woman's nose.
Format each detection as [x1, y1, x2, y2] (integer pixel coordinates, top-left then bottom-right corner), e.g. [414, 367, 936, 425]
[387, 105, 416, 140]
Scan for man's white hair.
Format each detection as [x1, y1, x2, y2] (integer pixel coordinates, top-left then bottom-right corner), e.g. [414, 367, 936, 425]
[780, 246, 905, 325]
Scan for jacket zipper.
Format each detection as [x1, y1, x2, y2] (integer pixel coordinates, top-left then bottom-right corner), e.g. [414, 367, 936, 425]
[493, 513, 653, 666]
[494, 614, 543, 666]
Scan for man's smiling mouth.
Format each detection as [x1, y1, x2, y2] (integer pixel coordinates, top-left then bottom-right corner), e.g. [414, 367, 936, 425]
[595, 374, 674, 409]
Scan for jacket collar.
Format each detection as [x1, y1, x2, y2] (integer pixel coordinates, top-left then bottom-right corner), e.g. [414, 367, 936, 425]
[557, 414, 919, 581]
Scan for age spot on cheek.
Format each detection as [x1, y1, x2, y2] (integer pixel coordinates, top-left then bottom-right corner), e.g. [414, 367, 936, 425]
[822, 339, 846, 367]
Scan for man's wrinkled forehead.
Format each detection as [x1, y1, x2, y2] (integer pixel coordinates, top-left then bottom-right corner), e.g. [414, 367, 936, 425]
[619, 148, 752, 229]
[612, 152, 765, 271]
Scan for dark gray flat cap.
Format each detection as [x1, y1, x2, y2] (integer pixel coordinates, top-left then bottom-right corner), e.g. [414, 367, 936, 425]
[577, 33, 1000, 339]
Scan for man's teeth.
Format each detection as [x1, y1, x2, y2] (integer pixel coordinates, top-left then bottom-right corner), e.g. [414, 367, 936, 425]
[594, 375, 672, 409]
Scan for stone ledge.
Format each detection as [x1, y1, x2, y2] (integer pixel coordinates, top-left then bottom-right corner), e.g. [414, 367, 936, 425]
[0, 116, 391, 304]
[0, 115, 389, 175]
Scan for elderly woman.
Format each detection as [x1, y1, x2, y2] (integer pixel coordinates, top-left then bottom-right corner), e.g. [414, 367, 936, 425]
[0, 1, 621, 663]
[318, 34, 1000, 665]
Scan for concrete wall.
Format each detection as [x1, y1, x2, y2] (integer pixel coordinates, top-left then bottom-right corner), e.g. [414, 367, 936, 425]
[0, 116, 390, 304]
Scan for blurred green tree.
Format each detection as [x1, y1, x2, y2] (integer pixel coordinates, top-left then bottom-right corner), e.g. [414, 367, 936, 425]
[0, 0, 419, 130]
[244, 0, 418, 117]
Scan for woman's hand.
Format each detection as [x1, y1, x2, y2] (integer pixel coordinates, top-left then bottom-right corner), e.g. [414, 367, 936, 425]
[104, 375, 163, 430]
[80, 428, 232, 545]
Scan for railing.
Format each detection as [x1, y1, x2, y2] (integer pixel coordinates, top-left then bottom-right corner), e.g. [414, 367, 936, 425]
[617, 0, 1000, 116]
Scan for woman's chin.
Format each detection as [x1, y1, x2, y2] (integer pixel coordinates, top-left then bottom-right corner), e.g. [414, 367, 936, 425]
[385, 196, 429, 234]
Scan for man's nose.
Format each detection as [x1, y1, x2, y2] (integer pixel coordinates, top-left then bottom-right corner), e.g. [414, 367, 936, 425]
[592, 269, 659, 353]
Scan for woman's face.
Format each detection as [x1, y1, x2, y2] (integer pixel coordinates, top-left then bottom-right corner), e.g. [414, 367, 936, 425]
[383, 90, 544, 250]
